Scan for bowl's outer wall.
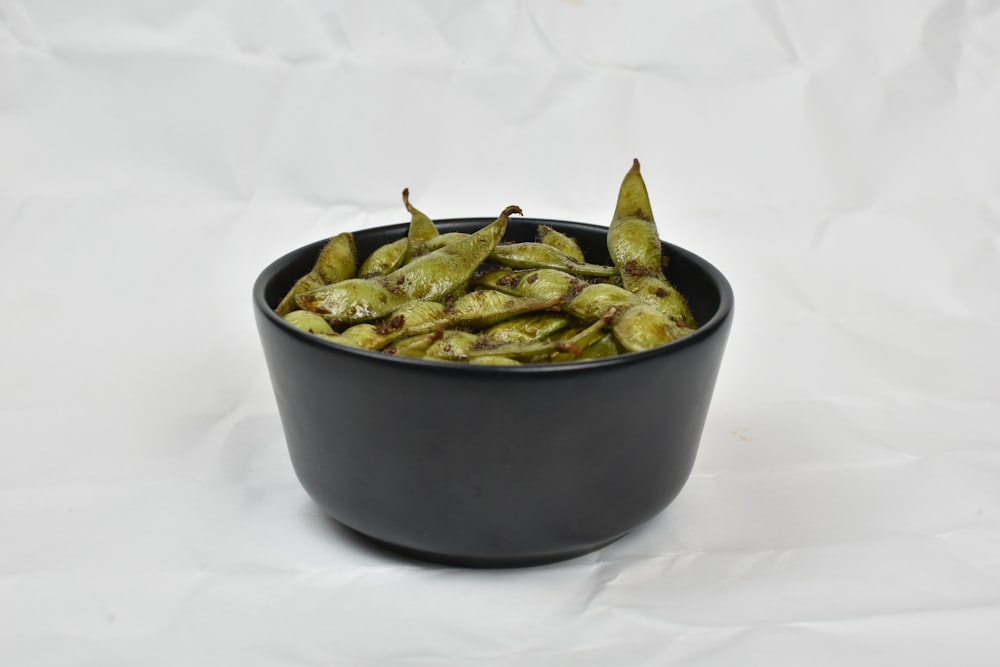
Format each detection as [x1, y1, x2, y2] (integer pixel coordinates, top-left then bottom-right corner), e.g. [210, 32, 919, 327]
[253, 218, 733, 565]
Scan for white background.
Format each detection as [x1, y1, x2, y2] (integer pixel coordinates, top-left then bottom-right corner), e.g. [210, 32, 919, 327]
[2, 1, 999, 664]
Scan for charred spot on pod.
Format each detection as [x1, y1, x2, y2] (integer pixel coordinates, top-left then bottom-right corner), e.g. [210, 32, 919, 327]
[567, 281, 588, 299]
[376, 314, 406, 335]
[496, 273, 521, 288]
[623, 260, 658, 278]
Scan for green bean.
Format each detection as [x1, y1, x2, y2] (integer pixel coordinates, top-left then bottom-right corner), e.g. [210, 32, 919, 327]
[297, 206, 520, 323]
[275, 232, 356, 316]
[358, 237, 408, 278]
[537, 224, 585, 262]
[489, 243, 616, 277]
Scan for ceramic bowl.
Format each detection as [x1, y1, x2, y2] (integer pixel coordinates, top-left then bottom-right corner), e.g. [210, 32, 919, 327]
[253, 217, 733, 567]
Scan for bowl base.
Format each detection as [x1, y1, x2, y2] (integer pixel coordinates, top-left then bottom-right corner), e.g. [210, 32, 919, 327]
[346, 527, 631, 569]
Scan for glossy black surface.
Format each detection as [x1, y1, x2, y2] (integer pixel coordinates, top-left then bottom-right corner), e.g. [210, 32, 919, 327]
[253, 218, 733, 567]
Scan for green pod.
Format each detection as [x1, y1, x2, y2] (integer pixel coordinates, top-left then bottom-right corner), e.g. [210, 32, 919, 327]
[489, 243, 616, 277]
[547, 309, 617, 362]
[578, 332, 623, 360]
[425, 330, 480, 361]
[298, 206, 519, 323]
[336, 323, 385, 350]
[426, 330, 562, 362]
[469, 356, 522, 366]
[624, 274, 696, 329]
[480, 312, 572, 344]
[383, 330, 442, 358]
[565, 283, 691, 351]
[565, 283, 645, 321]
[312, 332, 364, 349]
[358, 237, 408, 278]
[296, 278, 411, 324]
[411, 232, 469, 258]
[465, 312, 607, 363]
[446, 290, 562, 329]
[282, 310, 335, 334]
[537, 224, 585, 262]
[607, 159, 662, 282]
[275, 231, 357, 316]
[607, 159, 695, 327]
[402, 188, 440, 261]
[365, 300, 449, 349]
[474, 268, 587, 302]
[611, 302, 691, 353]
[379, 206, 517, 300]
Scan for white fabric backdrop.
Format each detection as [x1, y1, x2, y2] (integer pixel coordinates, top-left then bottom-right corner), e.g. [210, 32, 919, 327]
[2, 1, 999, 664]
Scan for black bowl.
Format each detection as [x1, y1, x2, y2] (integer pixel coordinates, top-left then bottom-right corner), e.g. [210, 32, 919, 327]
[253, 218, 733, 567]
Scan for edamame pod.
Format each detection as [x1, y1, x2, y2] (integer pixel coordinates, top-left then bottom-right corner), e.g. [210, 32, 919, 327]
[489, 243, 616, 277]
[383, 330, 443, 358]
[446, 290, 561, 329]
[358, 237, 408, 278]
[577, 332, 622, 360]
[296, 278, 411, 324]
[480, 312, 572, 344]
[565, 284, 691, 351]
[413, 232, 469, 257]
[611, 303, 688, 353]
[469, 356, 522, 366]
[474, 268, 587, 302]
[402, 188, 440, 261]
[275, 232, 356, 316]
[537, 224, 585, 262]
[282, 310, 335, 334]
[608, 159, 695, 328]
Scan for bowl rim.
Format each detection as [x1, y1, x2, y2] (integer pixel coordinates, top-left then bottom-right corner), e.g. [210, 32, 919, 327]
[253, 217, 734, 375]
